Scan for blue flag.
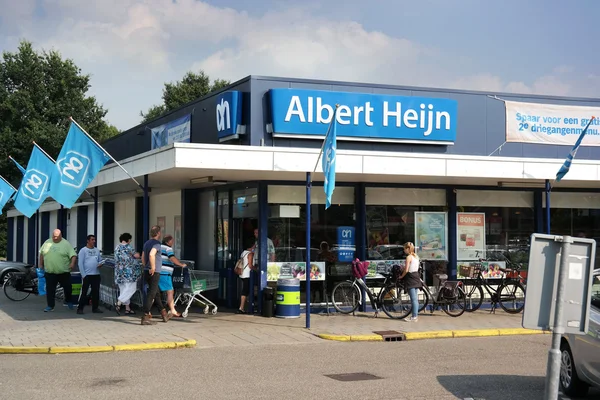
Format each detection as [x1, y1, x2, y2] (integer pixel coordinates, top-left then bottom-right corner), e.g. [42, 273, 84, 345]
[0, 176, 16, 215]
[322, 109, 338, 209]
[13, 146, 54, 218]
[556, 116, 595, 182]
[49, 121, 110, 208]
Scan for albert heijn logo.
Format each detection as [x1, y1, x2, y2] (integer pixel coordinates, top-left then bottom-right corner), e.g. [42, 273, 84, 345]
[215, 91, 243, 141]
[56, 150, 90, 189]
[216, 97, 231, 132]
[21, 169, 49, 201]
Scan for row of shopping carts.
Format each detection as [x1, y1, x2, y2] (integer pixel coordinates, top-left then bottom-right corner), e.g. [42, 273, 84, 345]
[99, 258, 219, 318]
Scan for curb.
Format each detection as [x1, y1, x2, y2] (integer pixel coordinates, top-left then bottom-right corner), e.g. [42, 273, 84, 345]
[317, 328, 550, 342]
[0, 339, 196, 355]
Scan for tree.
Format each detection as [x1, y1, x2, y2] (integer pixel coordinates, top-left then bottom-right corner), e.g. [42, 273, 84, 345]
[0, 40, 119, 257]
[140, 71, 230, 123]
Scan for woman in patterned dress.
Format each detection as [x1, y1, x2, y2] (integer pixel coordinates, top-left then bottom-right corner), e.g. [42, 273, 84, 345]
[114, 233, 141, 315]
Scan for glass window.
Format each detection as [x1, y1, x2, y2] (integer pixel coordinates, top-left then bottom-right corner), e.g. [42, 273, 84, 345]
[216, 192, 229, 269]
[458, 190, 534, 268]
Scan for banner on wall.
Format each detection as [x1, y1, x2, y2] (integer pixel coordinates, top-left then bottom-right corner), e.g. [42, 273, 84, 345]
[365, 260, 406, 279]
[457, 212, 486, 260]
[505, 101, 600, 146]
[414, 212, 448, 260]
[336, 226, 355, 262]
[151, 114, 191, 149]
[267, 262, 326, 282]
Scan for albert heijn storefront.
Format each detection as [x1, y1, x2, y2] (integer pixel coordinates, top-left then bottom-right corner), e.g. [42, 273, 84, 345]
[7, 75, 600, 310]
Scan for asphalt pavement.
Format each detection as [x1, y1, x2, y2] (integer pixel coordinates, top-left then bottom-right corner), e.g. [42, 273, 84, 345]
[2, 335, 597, 400]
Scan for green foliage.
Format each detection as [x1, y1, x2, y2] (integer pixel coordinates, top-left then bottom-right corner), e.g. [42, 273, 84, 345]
[140, 71, 230, 123]
[0, 40, 120, 257]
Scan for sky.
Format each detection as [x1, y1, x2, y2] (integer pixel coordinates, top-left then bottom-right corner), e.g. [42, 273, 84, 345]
[1, 0, 599, 131]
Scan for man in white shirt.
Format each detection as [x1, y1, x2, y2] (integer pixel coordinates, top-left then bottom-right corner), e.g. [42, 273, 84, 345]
[77, 235, 104, 315]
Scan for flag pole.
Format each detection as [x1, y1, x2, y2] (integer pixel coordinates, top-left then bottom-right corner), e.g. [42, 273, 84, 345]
[313, 105, 340, 173]
[0, 175, 17, 192]
[69, 117, 143, 189]
[32, 142, 96, 201]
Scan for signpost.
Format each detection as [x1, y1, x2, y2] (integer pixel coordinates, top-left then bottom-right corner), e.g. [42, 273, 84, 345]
[522, 234, 596, 400]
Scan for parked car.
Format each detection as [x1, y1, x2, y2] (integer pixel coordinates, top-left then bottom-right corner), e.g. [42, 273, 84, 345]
[560, 269, 600, 397]
[0, 261, 33, 285]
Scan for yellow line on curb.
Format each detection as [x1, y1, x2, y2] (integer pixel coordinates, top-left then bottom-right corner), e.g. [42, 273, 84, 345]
[0, 346, 50, 354]
[0, 339, 197, 354]
[317, 334, 351, 341]
[317, 328, 551, 342]
[404, 330, 454, 340]
[453, 329, 500, 338]
[49, 346, 114, 354]
[350, 335, 384, 342]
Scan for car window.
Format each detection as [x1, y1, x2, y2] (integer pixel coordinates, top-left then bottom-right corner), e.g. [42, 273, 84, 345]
[591, 275, 600, 310]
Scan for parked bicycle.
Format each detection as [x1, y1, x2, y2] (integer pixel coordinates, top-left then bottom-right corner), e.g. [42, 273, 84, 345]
[460, 253, 526, 313]
[2, 267, 65, 302]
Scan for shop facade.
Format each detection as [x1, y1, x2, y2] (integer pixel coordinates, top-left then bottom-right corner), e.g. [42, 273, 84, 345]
[6, 75, 600, 310]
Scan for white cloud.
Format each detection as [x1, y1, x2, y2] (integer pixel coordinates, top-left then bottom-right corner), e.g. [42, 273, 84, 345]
[0, 0, 598, 130]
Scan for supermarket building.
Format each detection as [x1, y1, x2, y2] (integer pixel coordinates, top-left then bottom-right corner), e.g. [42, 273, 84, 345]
[6, 75, 600, 308]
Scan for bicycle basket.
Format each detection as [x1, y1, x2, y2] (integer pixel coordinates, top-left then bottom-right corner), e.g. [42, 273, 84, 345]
[458, 265, 476, 279]
[440, 281, 460, 299]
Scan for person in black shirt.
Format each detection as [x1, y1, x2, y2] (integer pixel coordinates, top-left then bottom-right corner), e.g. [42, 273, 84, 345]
[141, 225, 170, 325]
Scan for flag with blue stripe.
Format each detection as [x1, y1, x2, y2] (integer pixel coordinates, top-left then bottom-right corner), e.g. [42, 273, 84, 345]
[49, 121, 110, 208]
[13, 146, 54, 218]
[0, 176, 16, 215]
[322, 108, 338, 209]
[556, 116, 595, 182]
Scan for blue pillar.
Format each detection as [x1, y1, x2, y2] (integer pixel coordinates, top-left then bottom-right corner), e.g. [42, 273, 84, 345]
[227, 189, 234, 309]
[306, 172, 312, 329]
[545, 179, 551, 234]
[447, 188, 458, 280]
[534, 190, 543, 233]
[143, 175, 149, 240]
[356, 183, 367, 312]
[94, 186, 99, 239]
[257, 182, 268, 315]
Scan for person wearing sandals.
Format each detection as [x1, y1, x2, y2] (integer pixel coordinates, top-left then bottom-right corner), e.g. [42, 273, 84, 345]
[159, 234, 187, 318]
[399, 242, 422, 322]
[114, 233, 141, 315]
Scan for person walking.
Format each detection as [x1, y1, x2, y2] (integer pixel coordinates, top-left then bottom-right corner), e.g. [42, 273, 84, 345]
[238, 243, 255, 314]
[114, 233, 141, 315]
[141, 225, 170, 325]
[399, 242, 422, 322]
[76, 234, 104, 314]
[160, 234, 187, 318]
[39, 229, 77, 312]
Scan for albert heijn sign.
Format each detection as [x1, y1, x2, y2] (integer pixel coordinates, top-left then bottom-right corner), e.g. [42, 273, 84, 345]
[268, 88, 458, 145]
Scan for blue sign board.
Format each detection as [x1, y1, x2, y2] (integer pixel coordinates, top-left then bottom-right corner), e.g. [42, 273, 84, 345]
[337, 226, 355, 262]
[269, 88, 457, 144]
[216, 91, 244, 142]
[151, 114, 191, 150]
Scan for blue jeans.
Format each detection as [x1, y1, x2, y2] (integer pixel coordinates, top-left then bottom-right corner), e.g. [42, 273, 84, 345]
[408, 287, 419, 318]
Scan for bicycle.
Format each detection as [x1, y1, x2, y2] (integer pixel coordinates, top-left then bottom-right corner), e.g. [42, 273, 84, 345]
[3, 267, 65, 302]
[460, 254, 526, 314]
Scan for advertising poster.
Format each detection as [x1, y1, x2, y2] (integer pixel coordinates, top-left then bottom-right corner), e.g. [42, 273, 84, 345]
[174, 215, 182, 258]
[151, 114, 191, 149]
[457, 212, 486, 260]
[366, 206, 390, 248]
[414, 212, 448, 260]
[266, 262, 326, 282]
[365, 260, 405, 279]
[457, 261, 506, 280]
[336, 226, 355, 262]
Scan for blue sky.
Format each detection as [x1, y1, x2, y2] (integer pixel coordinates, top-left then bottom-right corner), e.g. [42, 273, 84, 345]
[1, 0, 598, 130]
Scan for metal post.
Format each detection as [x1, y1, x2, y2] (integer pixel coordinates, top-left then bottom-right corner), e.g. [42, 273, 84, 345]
[94, 186, 99, 239]
[545, 179, 551, 234]
[306, 172, 312, 329]
[544, 235, 572, 400]
[34, 210, 39, 268]
[143, 175, 149, 241]
[59, 205, 64, 231]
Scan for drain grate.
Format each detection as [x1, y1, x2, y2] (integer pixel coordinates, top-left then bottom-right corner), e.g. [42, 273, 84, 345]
[373, 330, 405, 342]
[325, 373, 383, 382]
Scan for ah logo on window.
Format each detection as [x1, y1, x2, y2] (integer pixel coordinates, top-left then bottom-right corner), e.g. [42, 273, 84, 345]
[56, 150, 90, 189]
[216, 98, 231, 132]
[21, 169, 49, 201]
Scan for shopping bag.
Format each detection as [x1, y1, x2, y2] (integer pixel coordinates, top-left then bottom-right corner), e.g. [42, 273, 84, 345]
[36, 268, 46, 296]
[172, 267, 185, 288]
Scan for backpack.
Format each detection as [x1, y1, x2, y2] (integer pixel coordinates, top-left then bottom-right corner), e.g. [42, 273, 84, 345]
[234, 252, 248, 276]
[352, 259, 369, 279]
[390, 264, 405, 282]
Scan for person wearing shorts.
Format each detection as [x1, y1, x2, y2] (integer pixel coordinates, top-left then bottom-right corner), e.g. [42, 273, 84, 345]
[238, 243, 255, 314]
[160, 235, 187, 317]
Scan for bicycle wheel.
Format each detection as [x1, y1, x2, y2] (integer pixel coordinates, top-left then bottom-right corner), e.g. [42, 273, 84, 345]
[442, 287, 466, 317]
[380, 285, 412, 320]
[462, 281, 484, 312]
[331, 281, 360, 314]
[498, 281, 526, 314]
[3, 276, 31, 301]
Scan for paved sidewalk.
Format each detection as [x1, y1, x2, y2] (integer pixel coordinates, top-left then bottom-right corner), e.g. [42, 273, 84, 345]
[0, 292, 534, 351]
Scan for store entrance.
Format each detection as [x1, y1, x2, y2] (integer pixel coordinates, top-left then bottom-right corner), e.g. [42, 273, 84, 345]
[231, 218, 257, 261]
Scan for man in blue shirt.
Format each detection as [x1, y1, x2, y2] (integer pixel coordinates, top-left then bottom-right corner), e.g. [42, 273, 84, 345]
[141, 225, 170, 325]
[76, 234, 104, 315]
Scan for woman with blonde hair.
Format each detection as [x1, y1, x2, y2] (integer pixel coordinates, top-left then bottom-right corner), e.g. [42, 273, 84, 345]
[399, 242, 422, 322]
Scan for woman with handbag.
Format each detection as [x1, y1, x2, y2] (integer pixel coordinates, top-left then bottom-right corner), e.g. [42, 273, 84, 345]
[237, 243, 255, 314]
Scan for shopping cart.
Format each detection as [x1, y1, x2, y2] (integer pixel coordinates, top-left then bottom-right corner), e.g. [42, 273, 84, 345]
[174, 269, 220, 318]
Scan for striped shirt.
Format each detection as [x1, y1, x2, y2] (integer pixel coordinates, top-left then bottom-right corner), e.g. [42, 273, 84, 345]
[160, 244, 175, 275]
